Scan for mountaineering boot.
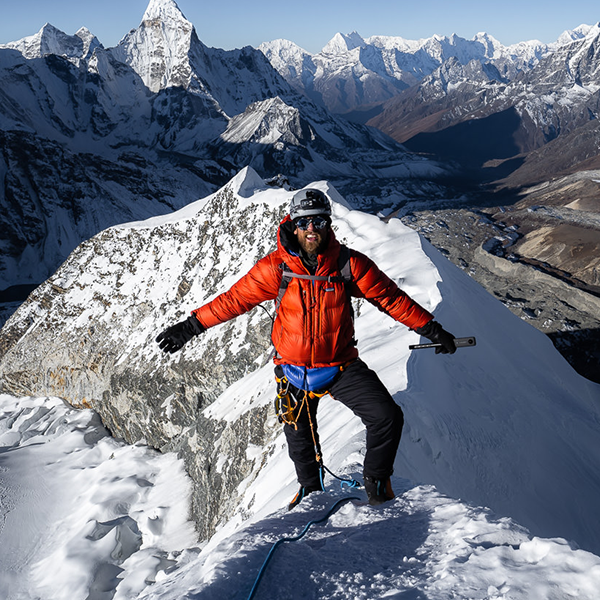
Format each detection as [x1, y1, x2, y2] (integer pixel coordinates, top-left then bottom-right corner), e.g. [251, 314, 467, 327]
[288, 484, 323, 510]
[364, 476, 395, 506]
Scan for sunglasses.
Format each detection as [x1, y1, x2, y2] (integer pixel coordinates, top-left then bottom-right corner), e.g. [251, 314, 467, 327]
[294, 216, 330, 230]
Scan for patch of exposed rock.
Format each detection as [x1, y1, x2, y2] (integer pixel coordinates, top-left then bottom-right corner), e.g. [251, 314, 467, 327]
[0, 172, 287, 541]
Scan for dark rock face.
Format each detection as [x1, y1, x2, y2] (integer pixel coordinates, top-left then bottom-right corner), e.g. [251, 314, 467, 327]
[0, 130, 213, 292]
[0, 175, 287, 540]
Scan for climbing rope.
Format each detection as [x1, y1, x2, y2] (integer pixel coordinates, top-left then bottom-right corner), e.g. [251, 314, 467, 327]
[321, 464, 361, 489]
[245, 495, 361, 600]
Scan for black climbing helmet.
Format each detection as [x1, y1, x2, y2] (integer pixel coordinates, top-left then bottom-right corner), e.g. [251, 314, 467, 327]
[289, 189, 332, 220]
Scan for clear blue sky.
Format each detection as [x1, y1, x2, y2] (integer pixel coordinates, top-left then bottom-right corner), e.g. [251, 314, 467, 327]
[0, 0, 598, 53]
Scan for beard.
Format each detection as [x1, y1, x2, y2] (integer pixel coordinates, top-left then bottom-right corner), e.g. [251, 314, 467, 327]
[296, 228, 328, 254]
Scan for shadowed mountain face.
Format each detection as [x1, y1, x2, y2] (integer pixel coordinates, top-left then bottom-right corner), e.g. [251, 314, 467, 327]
[402, 108, 524, 169]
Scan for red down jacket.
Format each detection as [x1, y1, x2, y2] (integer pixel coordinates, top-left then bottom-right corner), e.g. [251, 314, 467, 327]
[192, 216, 433, 368]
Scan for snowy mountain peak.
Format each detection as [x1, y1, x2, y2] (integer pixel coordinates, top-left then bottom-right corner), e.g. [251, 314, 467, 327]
[322, 31, 366, 54]
[219, 96, 310, 148]
[75, 27, 102, 59]
[111, 0, 197, 92]
[0, 23, 101, 61]
[583, 22, 600, 42]
[227, 166, 269, 198]
[470, 31, 504, 58]
[555, 23, 599, 46]
[142, 0, 188, 23]
[473, 31, 498, 42]
[259, 38, 312, 58]
[472, 31, 501, 47]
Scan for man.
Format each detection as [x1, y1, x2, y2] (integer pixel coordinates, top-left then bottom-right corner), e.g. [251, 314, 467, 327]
[156, 188, 456, 507]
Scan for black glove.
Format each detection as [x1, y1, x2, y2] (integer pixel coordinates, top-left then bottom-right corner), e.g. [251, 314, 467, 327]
[415, 320, 456, 354]
[156, 315, 205, 354]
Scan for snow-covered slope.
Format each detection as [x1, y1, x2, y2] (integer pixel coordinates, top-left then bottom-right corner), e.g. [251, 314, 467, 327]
[0, 394, 197, 600]
[1, 168, 600, 599]
[2, 167, 599, 542]
[2, 393, 600, 600]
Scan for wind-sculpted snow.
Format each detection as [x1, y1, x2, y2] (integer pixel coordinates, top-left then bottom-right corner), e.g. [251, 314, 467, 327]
[2, 392, 600, 599]
[0, 394, 197, 600]
[141, 485, 600, 600]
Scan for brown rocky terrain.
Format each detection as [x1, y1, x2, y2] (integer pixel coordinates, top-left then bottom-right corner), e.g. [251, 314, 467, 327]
[397, 169, 600, 383]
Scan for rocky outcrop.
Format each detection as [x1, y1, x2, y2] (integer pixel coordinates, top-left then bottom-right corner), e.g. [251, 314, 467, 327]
[0, 169, 286, 540]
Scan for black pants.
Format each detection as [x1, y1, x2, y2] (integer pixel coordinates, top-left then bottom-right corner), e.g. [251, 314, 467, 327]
[279, 359, 404, 488]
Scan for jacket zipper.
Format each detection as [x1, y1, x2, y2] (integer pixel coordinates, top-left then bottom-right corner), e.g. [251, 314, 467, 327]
[309, 280, 316, 364]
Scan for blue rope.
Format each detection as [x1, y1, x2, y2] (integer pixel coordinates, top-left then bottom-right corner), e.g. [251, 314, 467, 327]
[245, 496, 360, 600]
[321, 464, 361, 489]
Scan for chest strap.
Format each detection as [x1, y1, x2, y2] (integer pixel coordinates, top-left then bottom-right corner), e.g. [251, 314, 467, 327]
[274, 244, 352, 315]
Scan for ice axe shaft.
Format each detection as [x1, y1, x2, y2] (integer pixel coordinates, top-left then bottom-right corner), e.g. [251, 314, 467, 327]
[409, 336, 476, 350]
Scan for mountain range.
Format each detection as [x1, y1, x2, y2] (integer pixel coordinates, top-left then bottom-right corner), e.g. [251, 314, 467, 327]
[0, 0, 440, 300]
[259, 25, 593, 119]
[1, 0, 599, 382]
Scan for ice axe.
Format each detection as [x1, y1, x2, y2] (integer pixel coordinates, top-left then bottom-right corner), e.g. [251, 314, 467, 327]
[409, 336, 477, 351]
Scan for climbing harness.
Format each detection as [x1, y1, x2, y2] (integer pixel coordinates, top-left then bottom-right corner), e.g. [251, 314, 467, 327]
[274, 365, 361, 491]
[281, 363, 342, 392]
[245, 495, 361, 600]
[274, 371, 325, 462]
